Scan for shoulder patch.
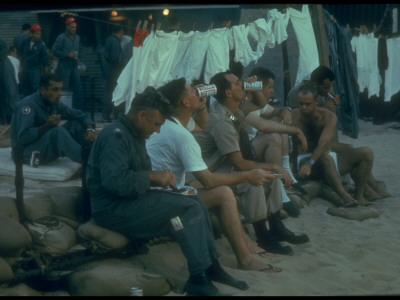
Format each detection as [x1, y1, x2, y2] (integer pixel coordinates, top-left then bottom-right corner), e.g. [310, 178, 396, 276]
[113, 127, 122, 138]
[22, 106, 31, 115]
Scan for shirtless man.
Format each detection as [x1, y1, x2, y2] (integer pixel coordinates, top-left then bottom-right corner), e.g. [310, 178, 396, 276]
[291, 83, 390, 206]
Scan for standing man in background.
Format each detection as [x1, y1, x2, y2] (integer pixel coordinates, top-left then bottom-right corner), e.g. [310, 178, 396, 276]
[102, 23, 124, 122]
[19, 24, 50, 98]
[13, 23, 31, 58]
[52, 17, 83, 110]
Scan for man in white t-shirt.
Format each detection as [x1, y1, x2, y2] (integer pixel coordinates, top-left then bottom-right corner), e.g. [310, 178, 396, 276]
[147, 78, 282, 274]
[7, 46, 20, 85]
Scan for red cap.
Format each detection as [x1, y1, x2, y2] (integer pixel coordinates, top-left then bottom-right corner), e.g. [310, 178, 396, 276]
[65, 17, 76, 25]
[30, 24, 42, 32]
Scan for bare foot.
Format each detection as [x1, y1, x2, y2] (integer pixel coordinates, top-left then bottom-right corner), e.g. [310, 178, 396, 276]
[238, 259, 282, 273]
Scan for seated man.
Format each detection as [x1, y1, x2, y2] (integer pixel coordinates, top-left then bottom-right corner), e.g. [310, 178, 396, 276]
[240, 67, 308, 217]
[85, 86, 247, 296]
[147, 78, 281, 273]
[291, 83, 390, 207]
[10, 73, 95, 165]
[194, 70, 310, 256]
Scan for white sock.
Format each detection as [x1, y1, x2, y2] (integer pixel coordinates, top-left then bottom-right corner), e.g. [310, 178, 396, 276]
[281, 155, 297, 184]
[278, 179, 291, 203]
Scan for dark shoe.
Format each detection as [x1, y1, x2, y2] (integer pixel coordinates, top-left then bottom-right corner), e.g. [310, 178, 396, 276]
[207, 260, 249, 290]
[282, 200, 300, 218]
[269, 212, 310, 244]
[183, 272, 222, 296]
[257, 237, 294, 256]
[292, 182, 308, 195]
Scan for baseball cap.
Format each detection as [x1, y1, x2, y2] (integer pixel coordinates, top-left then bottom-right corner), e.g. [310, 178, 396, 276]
[30, 24, 42, 32]
[65, 17, 76, 25]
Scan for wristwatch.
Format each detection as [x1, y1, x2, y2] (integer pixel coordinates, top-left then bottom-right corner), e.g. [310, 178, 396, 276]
[308, 158, 316, 166]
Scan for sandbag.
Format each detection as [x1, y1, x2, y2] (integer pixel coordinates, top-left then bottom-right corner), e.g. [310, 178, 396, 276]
[47, 188, 83, 221]
[0, 216, 32, 257]
[0, 196, 19, 221]
[0, 257, 13, 283]
[77, 219, 129, 252]
[23, 193, 54, 221]
[65, 258, 171, 296]
[327, 206, 380, 221]
[27, 216, 76, 255]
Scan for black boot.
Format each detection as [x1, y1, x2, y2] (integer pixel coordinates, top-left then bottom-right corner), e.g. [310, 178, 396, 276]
[253, 220, 294, 255]
[269, 212, 310, 244]
[206, 260, 248, 290]
[183, 272, 222, 296]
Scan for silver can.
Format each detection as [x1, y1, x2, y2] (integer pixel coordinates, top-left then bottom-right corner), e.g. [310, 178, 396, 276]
[243, 81, 263, 92]
[196, 84, 217, 98]
[30, 151, 40, 168]
[130, 287, 143, 296]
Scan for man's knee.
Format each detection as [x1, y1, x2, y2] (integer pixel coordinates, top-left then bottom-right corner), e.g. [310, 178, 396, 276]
[357, 146, 374, 162]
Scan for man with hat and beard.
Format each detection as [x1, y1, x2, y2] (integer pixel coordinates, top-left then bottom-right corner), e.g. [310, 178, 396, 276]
[19, 23, 50, 98]
[52, 17, 84, 110]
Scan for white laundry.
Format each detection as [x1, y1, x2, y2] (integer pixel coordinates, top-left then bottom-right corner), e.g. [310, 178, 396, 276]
[384, 37, 400, 102]
[185, 30, 211, 85]
[203, 28, 231, 84]
[268, 8, 290, 45]
[288, 4, 320, 86]
[139, 30, 179, 91]
[351, 34, 370, 93]
[169, 31, 195, 81]
[366, 33, 381, 98]
[247, 18, 273, 61]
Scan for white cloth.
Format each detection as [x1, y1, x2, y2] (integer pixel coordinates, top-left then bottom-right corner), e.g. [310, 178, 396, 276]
[351, 34, 369, 93]
[365, 33, 381, 98]
[8, 55, 20, 84]
[297, 152, 340, 178]
[384, 37, 400, 102]
[139, 30, 179, 91]
[169, 31, 195, 81]
[146, 117, 208, 188]
[203, 28, 231, 84]
[268, 8, 290, 45]
[185, 30, 211, 85]
[288, 5, 320, 86]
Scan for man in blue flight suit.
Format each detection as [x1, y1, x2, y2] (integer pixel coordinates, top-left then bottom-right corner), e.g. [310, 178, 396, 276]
[13, 23, 31, 59]
[10, 73, 95, 165]
[102, 23, 124, 122]
[52, 17, 83, 110]
[86, 86, 248, 296]
[19, 24, 50, 98]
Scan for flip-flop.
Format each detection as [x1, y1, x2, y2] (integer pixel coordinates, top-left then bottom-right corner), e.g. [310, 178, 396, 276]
[259, 264, 282, 273]
[344, 200, 359, 208]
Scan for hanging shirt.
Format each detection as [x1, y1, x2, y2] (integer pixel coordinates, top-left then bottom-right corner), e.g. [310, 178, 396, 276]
[351, 34, 369, 92]
[203, 28, 231, 84]
[384, 37, 400, 102]
[288, 4, 320, 86]
[366, 33, 381, 98]
[268, 8, 290, 45]
[169, 31, 195, 81]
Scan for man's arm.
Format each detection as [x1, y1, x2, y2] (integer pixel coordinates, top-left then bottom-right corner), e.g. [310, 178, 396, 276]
[191, 167, 274, 190]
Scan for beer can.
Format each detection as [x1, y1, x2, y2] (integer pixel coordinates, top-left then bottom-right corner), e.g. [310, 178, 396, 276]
[196, 84, 217, 98]
[130, 287, 143, 296]
[30, 151, 40, 168]
[244, 81, 263, 92]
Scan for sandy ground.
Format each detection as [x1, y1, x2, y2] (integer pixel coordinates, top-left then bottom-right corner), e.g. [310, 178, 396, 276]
[1, 118, 400, 296]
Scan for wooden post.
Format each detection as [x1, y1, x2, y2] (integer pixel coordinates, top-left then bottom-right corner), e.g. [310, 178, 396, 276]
[281, 40, 291, 106]
[310, 4, 330, 68]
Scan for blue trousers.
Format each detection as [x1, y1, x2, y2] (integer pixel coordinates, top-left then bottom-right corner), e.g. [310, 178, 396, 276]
[92, 191, 220, 276]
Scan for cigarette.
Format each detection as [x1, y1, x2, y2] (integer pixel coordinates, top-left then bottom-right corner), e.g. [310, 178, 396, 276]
[327, 93, 335, 100]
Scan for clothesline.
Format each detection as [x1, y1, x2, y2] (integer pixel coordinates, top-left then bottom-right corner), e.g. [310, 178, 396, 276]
[112, 4, 320, 113]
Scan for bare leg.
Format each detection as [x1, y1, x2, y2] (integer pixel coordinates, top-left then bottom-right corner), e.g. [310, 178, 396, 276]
[337, 147, 374, 205]
[197, 185, 281, 272]
[318, 152, 358, 207]
[253, 132, 282, 165]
